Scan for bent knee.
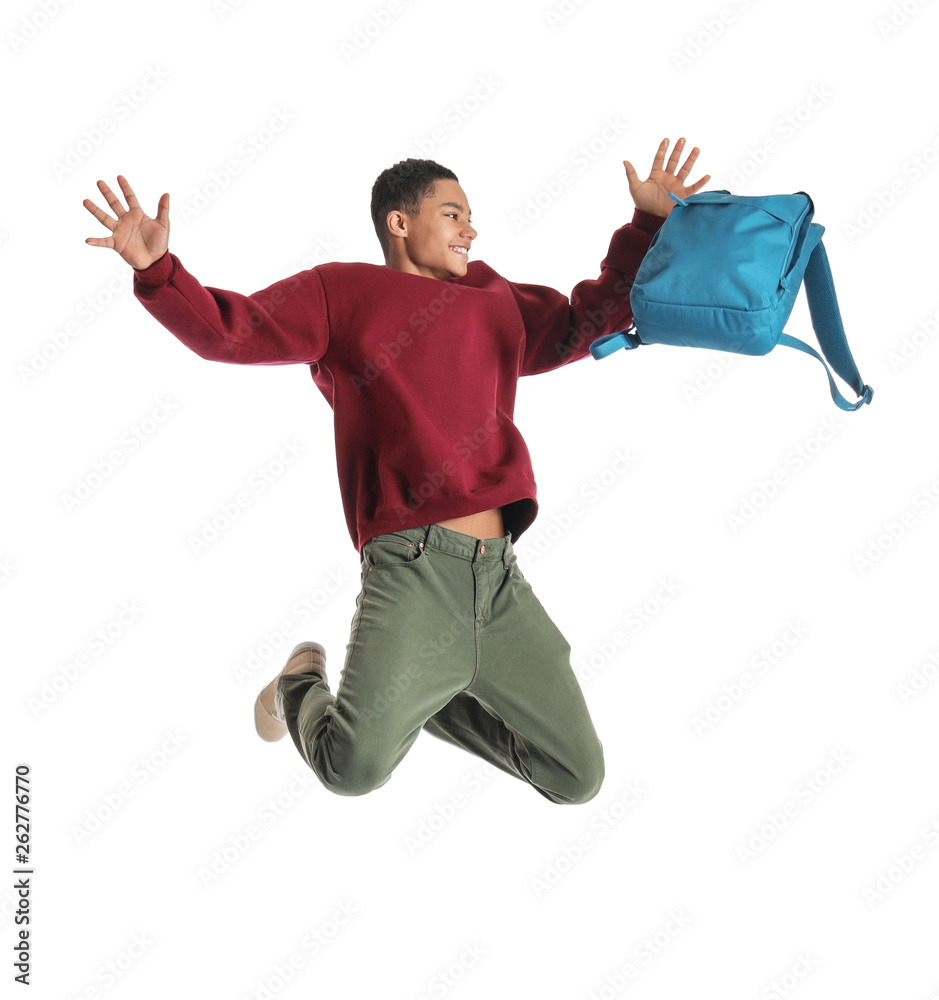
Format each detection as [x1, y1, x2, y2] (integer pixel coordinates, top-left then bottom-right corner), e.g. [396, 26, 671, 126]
[549, 742, 605, 805]
[570, 749, 605, 804]
[319, 759, 392, 797]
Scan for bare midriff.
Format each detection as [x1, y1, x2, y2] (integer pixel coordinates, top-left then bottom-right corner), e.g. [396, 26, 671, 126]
[435, 506, 505, 540]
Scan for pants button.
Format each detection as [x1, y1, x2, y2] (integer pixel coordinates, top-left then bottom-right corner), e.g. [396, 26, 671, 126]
[480, 545, 486, 553]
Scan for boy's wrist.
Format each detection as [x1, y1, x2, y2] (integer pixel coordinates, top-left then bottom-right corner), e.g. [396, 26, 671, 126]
[631, 207, 667, 234]
[132, 249, 174, 287]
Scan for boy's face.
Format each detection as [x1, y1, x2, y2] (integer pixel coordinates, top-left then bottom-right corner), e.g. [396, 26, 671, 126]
[388, 178, 477, 279]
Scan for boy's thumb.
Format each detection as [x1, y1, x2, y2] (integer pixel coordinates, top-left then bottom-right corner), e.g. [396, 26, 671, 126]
[623, 160, 637, 186]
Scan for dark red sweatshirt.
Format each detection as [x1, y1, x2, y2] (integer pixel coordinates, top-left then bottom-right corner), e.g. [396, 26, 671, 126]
[133, 207, 664, 553]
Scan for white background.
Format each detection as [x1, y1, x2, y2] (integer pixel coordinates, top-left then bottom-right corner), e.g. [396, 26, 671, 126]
[4, 0, 938, 997]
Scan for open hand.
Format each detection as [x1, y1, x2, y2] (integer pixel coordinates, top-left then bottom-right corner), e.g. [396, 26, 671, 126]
[83, 175, 170, 270]
[623, 138, 711, 218]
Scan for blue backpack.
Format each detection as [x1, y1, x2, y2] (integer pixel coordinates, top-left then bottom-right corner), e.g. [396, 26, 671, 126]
[589, 190, 874, 411]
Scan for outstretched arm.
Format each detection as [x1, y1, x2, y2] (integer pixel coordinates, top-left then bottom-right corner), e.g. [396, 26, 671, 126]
[512, 137, 710, 375]
[83, 175, 328, 365]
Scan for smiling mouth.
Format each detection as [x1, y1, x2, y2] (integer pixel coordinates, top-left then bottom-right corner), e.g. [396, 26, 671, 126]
[449, 245, 469, 258]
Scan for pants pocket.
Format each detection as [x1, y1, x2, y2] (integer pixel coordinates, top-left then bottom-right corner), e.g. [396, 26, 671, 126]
[363, 532, 428, 570]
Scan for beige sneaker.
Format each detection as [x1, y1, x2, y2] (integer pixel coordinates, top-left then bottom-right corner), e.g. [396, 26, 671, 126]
[254, 641, 327, 742]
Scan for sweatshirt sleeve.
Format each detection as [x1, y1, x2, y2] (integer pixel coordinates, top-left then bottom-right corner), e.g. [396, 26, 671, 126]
[508, 208, 665, 377]
[132, 251, 329, 365]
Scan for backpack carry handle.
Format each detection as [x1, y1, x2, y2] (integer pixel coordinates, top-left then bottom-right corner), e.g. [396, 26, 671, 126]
[589, 328, 642, 358]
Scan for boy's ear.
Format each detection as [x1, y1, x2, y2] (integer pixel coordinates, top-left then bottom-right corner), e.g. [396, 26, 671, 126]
[387, 210, 408, 238]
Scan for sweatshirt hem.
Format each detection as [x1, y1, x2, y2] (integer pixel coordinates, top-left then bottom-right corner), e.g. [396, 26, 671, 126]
[358, 483, 538, 552]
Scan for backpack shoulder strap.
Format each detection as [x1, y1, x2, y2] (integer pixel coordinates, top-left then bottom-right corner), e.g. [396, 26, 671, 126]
[779, 232, 873, 411]
[777, 334, 873, 411]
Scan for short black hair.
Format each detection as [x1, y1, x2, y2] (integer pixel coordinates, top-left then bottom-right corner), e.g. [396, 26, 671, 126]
[370, 158, 459, 261]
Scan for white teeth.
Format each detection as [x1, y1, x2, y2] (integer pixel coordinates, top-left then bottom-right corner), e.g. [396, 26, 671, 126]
[450, 246, 468, 255]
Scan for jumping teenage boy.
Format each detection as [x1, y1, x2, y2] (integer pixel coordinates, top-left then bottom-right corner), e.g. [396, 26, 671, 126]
[83, 138, 709, 804]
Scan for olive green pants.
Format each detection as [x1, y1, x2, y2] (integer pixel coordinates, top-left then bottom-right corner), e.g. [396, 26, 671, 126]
[278, 522, 604, 804]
